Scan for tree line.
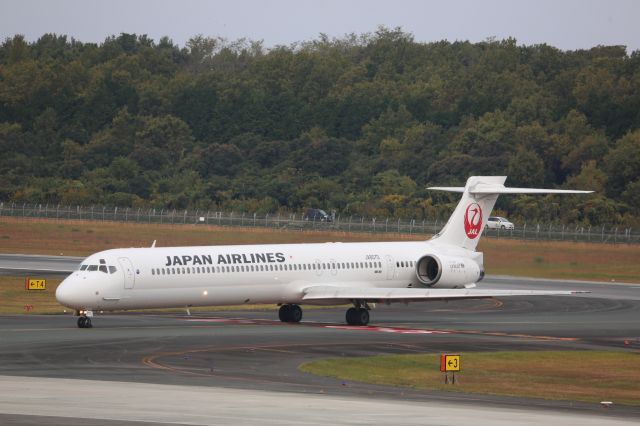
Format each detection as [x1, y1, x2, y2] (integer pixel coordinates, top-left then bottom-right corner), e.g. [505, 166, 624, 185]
[0, 28, 639, 226]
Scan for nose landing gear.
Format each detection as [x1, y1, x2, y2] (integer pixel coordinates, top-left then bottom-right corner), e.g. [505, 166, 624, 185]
[77, 316, 92, 328]
[76, 310, 93, 328]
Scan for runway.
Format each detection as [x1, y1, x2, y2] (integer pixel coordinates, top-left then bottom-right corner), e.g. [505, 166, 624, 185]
[1, 296, 639, 424]
[0, 253, 639, 424]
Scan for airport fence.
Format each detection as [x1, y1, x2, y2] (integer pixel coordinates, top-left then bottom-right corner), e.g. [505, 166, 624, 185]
[0, 201, 637, 244]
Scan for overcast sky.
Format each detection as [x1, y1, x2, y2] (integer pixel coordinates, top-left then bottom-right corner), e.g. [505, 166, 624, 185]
[1, 0, 639, 52]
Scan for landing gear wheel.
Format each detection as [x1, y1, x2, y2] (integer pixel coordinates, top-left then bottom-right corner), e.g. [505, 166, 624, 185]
[77, 316, 92, 328]
[346, 307, 369, 326]
[356, 308, 369, 326]
[278, 305, 291, 322]
[346, 307, 357, 325]
[289, 304, 303, 323]
[278, 304, 303, 323]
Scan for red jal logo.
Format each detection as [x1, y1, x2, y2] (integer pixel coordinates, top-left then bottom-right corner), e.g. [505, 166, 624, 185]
[464, 203, 482, 239]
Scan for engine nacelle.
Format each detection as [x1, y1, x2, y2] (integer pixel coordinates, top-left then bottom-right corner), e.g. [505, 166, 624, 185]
[415, 254, 483, 288]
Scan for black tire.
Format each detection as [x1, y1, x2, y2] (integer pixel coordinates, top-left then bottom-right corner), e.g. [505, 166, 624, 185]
[346, 307, 357, 325]
[289, 305, 303, 323]
[77, 317, 86, 328]
[85, 317, 93, 328]
[278, 305, 291, 322]
[356, 308, 370, 326]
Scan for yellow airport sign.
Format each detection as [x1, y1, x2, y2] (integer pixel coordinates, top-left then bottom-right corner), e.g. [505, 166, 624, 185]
[26, 278, 46, 291]
[440, 354, 461, 372]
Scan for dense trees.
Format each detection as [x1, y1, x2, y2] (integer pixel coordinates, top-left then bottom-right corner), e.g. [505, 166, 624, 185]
[1, 29, 639, 225]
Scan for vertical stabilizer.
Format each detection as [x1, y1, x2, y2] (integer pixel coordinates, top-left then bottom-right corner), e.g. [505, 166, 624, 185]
[428, 176, 592, 251]
[429, 176, 505, 250]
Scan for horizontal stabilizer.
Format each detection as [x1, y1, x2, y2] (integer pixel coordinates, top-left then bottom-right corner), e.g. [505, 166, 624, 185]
[426, 176, 593, 250]
[302, 285, 581, 302]
[428, 183, 593, 195]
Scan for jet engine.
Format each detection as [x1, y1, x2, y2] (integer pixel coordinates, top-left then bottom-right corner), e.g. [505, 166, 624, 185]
[415, 254, 483, 288]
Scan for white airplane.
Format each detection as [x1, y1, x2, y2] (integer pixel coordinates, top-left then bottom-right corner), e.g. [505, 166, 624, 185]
[55, 176, 592, 328]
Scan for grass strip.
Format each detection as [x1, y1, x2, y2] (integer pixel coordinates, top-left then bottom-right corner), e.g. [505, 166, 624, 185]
[299, 351, 640, 406]
[1, 217, 638, 283]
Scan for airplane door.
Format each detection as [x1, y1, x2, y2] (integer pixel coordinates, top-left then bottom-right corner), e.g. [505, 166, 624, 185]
[118, 257, 135, 289]
[385, 255, 394, 280]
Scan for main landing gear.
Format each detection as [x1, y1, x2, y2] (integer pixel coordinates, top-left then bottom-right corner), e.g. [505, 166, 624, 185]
[346, 301, 370, 326]
[278, 302, 371, 326]
[76, 310, 93, 328]
[346, 307, 369, 326]
[279, 304, 303, 323]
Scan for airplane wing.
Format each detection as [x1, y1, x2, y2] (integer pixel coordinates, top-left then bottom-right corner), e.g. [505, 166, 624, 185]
[302, 285, 582, 303]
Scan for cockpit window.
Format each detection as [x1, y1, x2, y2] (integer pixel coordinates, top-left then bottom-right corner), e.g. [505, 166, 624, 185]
[87, 265, 98, 271]
[108, 266, 117, 274]
[99, 265, 108, 273]
[79, 265, 88, 271]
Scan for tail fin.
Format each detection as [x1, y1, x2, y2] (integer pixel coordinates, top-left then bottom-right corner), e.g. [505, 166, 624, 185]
[428, 176, 593, 251]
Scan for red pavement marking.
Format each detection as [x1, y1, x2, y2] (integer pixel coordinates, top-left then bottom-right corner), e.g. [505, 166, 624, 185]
[324, 325, 449, 334]
[184, 318, 448, 334]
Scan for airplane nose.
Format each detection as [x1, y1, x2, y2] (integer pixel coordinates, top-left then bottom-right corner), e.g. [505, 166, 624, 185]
[56, 278, 79, 308]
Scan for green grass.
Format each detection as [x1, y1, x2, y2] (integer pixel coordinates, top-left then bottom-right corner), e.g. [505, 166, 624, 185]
[300, 351, 640, 405]
[0, 276, 66, 314]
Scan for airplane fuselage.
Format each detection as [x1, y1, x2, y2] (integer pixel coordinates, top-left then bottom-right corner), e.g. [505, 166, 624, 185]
[55, 240, 481, 311]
